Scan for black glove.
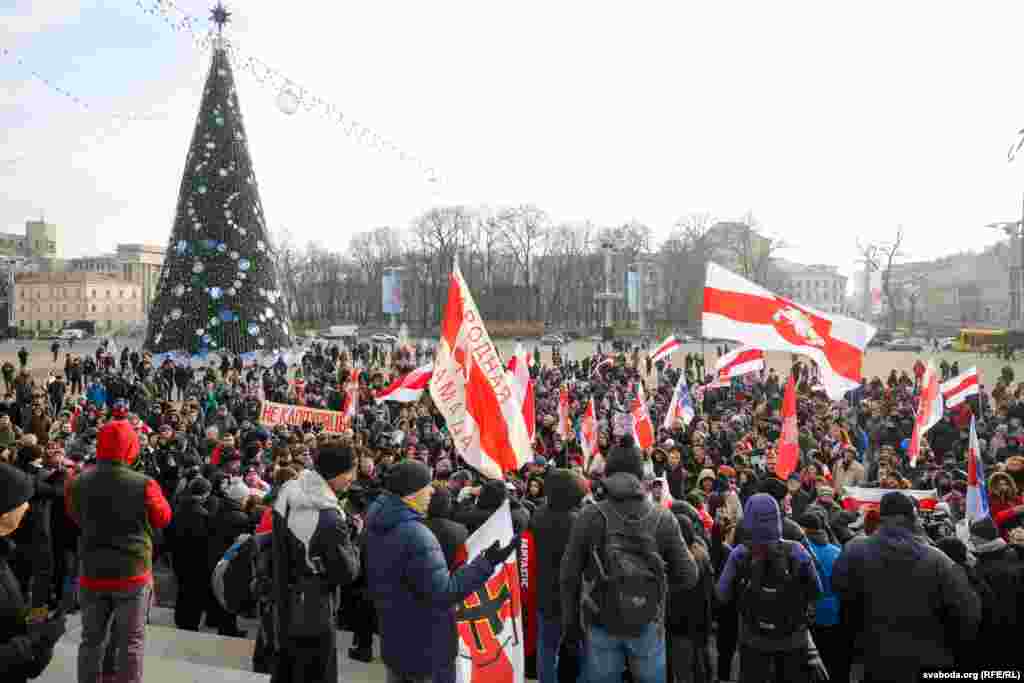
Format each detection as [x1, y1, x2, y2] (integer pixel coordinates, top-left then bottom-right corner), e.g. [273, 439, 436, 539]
[483, 535, 521, 566]
[28, 615, 66, 646]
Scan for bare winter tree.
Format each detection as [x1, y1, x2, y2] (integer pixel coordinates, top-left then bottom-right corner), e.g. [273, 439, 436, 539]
[662, 212, 716, 325]
[349, 226, 404, 321]
[496, 204, 550, 320]
[877, 226, 906, 330]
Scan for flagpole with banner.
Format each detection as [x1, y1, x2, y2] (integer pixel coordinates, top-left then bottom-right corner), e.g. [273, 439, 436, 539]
[430, 262, 533, 480]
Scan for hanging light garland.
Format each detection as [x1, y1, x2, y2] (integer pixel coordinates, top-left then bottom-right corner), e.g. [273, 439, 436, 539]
[137, 0, 441, 184]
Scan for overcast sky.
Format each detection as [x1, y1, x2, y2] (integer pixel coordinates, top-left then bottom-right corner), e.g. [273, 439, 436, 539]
[4, 1, 1024, 283]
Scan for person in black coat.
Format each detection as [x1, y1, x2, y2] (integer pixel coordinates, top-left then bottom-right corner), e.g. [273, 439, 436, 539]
[206, 477, 253, 636]
[0, 463, 65, 683]
[667, 510, 714, 683]
[424, 484, 469, 571]
[455, 479, 530, 535]
[10, 446, 57, 609]
[529, 469, 585, 683]
[170, 477, 213, 631]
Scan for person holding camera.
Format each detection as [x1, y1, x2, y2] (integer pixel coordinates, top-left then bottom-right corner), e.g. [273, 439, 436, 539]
[0, 463, 65, 683]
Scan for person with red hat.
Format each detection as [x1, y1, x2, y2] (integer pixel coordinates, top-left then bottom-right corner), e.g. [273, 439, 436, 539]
[66, 419, 172, 683]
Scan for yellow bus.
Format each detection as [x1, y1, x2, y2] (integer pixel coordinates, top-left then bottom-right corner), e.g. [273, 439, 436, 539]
[953, 328, 1008, 353]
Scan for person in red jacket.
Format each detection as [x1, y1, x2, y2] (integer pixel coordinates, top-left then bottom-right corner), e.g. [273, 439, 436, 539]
[66, 419, 171, 683]
[989, 471, 1023, 539]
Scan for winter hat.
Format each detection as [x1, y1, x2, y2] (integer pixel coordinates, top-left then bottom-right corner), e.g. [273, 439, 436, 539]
[758, 476, 789, 503]
[0, 463, 33, 516]
[188, 476, 212, 499]
[969, 517, 1007, 553]
[817, 486, 835, 499]
[316, 443, 356, 481]
[225, 477, 250, 504]
[384, 460, 433, 498]
[797, 511, 824, 531]
[434, 458, 453, 479]
[96, 420, 140, 465]
[605, 446, 644, 480]
[742, 493, 783, 545]
[936, 537, 969, 565]
[698, 468, 716, 486]
[477, 479, 508, 510]
[878, 491, 915, 518]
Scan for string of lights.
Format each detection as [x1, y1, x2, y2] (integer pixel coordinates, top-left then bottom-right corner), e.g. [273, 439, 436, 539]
[0, 46, 168, 123]
[138, 0, 441, 183]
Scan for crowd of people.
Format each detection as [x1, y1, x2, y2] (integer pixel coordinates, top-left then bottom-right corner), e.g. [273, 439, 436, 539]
[0, 337, 1022, 683]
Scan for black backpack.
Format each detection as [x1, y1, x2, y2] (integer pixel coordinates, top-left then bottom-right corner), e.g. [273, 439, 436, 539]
[736, 541, 807, 638]
[588, 502, 667, 637]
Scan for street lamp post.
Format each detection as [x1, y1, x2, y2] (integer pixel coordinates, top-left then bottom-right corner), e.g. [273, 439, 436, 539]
[986, 192, 1024, 329]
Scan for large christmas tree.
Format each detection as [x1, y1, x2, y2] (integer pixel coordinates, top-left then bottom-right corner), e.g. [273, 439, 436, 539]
[146, 6, 289, 356]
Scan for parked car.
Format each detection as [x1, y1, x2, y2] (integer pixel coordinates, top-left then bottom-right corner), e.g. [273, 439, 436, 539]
[588, 334, 603, 342]
[540, 334, 565, 346]
[885, 338, 924, 352]
[371, 333, 399, 344]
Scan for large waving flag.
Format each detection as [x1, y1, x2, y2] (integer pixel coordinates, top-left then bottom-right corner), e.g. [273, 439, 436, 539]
[651, 335, 681, 364]
[941, 367, 979, 409]
[702, 262, 875, 400]
[663, 371, 695, 430]
[507, 344, 536, 442]
[430, 263, 533, 479]
[579, 396, 599, 468]
[556, 384, 571, 440]
[714, 346, 765, 382]
[630, 382, 655, 450]
[455, 500, 524, 683]
[775, 373, 799, 480]
[841, 486, 938, 512]
[375, 363, 433, 403]
[908, 360, 943, 467]
[966, 416, 989, 523]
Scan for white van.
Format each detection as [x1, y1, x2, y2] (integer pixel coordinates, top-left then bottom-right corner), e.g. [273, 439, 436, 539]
[59, 329, 86, 341]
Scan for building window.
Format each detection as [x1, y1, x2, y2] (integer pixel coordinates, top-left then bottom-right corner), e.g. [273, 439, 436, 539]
[91, 290, 96, 298]
[106, 290, 110, 298]
[91, 304, 96, 313]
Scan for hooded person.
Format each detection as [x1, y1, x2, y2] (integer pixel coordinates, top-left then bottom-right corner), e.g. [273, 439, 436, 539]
[666, 508, 714, 683]
[716, 493, 821, 681]
[365, 460, 519, 683]
[0, 463, 64, 683]
[205, 476, 253, 637]
[529, 468, 587, 683]
[267, 442, 362, 683]
[66, 419, 172, 683]
[832, 491, 981, 681]
[169, 476, 214, 632]
[989, 471, 1023, 537]
[964, 517, 1024, 671]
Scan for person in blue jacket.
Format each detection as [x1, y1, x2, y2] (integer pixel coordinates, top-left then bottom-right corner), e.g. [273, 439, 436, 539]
[85, 379, 107, 408]
[797, 510, 847, 683]
[366, 460, 519, 683]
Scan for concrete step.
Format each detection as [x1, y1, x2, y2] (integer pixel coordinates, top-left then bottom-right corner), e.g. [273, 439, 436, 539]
[54, 605, 388, 682]
[36, 641, 270, 683]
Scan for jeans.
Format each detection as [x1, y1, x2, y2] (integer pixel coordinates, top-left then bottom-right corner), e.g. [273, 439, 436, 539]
[537, 612, 561, 683]
[585, 622, 665, 683]
[738, 645, 809, 683]
[78, 584, 152, 683]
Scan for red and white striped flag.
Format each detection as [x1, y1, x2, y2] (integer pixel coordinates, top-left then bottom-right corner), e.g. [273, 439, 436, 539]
[702, 262, 875, 399]
[375, 363, 433, 403]
[557, 384, 571, 440]
[651, 335, 682, 364]
[342, 368, 360, 426]
[775, 373, 799, 480]
[508, 344, 536, 441]
[430, 263, 533, 479]
[941, 367, 979, 409]
[714, 346, 765, 382]
[631, 382, 655, 450]
[579, 396, 599, 468]
[842, 486, 938, 513]
[908, 360, 943, 467]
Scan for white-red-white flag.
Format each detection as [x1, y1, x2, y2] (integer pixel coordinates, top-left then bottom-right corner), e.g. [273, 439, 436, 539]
[630, 382, 655, 450]
[375, 363, 433, 403]
[702, 262, 875, 400]
[342, 368, 359, 426]
[941, 367, 979, 409]
[455, 500, 524, 683]
[908, 360, 943, 467]
[430, 263, 533, 479]
[507, 344, 536, 442]
[579, 396, 599, 468]
[651, 335, 681, 364]
[556, 384, 571, 440]
[775, 373, 799, 480]
[714, 346, 765, 382]
[841, 486, 938, 513]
